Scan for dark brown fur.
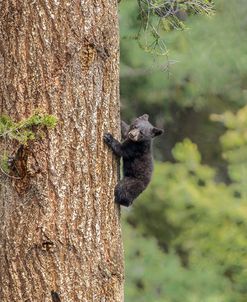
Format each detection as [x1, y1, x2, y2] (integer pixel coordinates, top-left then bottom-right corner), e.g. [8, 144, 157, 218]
[104, 114, 163, 207]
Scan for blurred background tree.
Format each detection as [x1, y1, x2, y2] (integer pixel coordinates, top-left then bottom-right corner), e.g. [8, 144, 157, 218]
[120, 0, 247, 301]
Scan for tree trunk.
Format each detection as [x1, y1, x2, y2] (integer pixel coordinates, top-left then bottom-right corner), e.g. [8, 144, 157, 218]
[0, 1, 124, 301]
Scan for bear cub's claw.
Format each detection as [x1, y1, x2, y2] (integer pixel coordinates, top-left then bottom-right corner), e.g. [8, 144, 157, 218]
[103, 133, 113, 144]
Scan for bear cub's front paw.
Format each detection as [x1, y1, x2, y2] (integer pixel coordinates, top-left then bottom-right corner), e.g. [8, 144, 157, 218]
[103, 133, 113, 144]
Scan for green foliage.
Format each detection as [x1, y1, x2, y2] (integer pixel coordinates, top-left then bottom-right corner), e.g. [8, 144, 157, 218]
[123, 219, 233, 302]
[166, 0, 247, 109]
[211, 105, 247, 198]
[120, 0, 247, 167]
[172, 138, 201, 168]
[135, 0, 214, 54]
[0, 152, 10, 173]
[120, 0, 247, 112]
[0, 112, 58, 145]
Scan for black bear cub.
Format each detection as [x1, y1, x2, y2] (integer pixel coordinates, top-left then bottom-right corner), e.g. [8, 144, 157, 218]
[104, 114, 164, 207]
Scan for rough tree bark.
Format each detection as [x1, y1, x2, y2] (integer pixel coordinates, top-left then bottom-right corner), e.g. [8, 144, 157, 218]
[0, 1, 124, 301]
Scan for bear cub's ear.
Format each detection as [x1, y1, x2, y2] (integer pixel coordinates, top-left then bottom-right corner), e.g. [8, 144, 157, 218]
[139, 114, 149, 121]
[152, 127, 164, 137]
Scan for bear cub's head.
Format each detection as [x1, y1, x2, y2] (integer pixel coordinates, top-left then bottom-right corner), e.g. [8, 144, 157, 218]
[127, 114, 164, 142]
